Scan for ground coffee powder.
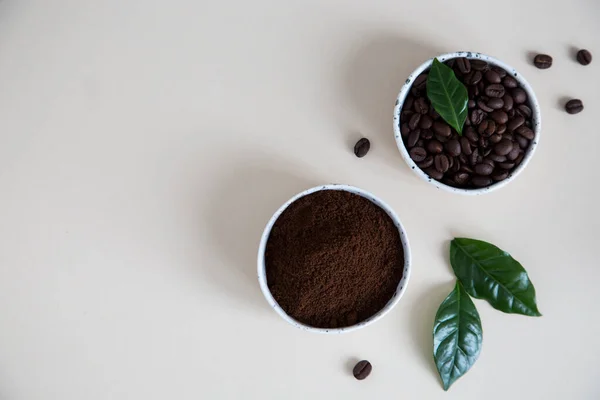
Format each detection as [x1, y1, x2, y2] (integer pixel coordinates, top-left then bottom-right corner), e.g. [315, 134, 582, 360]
[265, 190, 404, 329]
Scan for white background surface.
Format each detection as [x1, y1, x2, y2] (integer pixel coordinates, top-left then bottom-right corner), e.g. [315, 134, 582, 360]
[0, 1, 598, 399]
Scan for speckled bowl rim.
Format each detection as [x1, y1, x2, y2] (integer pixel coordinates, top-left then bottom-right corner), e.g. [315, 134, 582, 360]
[257, 184, 411, 334]
[393, 52, 541, 195]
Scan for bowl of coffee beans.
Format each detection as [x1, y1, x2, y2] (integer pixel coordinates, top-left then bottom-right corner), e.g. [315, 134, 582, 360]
[257, 184, 411, 333]
[393, 52, 541, 194]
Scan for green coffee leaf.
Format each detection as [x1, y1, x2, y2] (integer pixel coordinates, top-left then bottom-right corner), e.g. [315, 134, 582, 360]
[433, 281, 483, 390]
[426, 58, 468, 134]
[450, 238, 542, 317]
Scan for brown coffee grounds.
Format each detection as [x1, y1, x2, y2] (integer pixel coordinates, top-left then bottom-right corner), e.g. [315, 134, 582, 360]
[265, 190, 404, 329]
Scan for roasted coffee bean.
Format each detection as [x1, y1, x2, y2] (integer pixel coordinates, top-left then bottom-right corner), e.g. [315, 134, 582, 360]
[413, 74, 428, 89]
[427, 140, 443, 154]
[565, 99, 584, 114]
[434, 154, 450, 173]
[477, 81, 485, 92]
[479, 137, 489, 149]
[507, 115, 525, 132]
[454, 172, 470, 185]
[411, 86, 420, 96]
[460, 137, 472, 155]
[435, 134, 449, 143]
[468, 85, 479, 98]
[502, 94, 514, 111]
[417, 155, 434, 169]
[401, 123, 411, 137]
[401, 111, 414, 121]
[456, 57, 471, 74]
[511, 88, 527, 104]
[514, 105, 531, 119]
[498, 162, 515, 169]
[489, 133, 502, 144]
[487, 98, 504, 110]
[485, 84, 505, 98]
[470, 59, 488, 71]
[484, 69, 501, 83]
[490, 110, 509, 125]
[492, 66, 507, 78]
[470, 148, 480, 165]
[468, 99, 476, 108]
[577, 49, 592, 65]
[491, 170, 509, 181]
[449, 157, 460, 173]
[414, 97, 429, 114]
[409, 113, 421, 130]
[432, 121, 452, 137]
[404, 96, 415, 110]
[419, 115, 433, 129]
[507, 109, 516, 118]
[502, 76, 518, 89]
[353, 360, 372, 380]
[472, 175, 492, 187]
[485, 120, 496, 136]
[465, 126, 479, 142]
[494, 139, 513, 156]
[507, 146, 520, 161]
[516, 126, 535, 140]
[483, 148, 492, 157]
[487, 153, 506, 162]
[516, 135, 529, 149]
[475, 163, 494, 176]
[471, 109, 486, 125]
[496, 124, 507, 135]
[354, 138, 370, 157]
[407, 130, 420, 148]
[477, 100, 494, 113]
[533, 54, 553, 69]
[409, 147, 427, 162]
[445, 139, 462, 156]
[415, 139, 424, 147]
[424, 167, 444, 180]
[465, 70, 482, 85]
[429, 107, 440, 119]
[514, 152, 525, 166]
[503, 133, 514, 141]
[421, 129, 434, 139]
[460, 164, 474, 174]
[477, 120, 489, 135]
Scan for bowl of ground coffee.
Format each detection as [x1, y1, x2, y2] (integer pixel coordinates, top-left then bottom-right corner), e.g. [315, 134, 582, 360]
[393, 52, 541, 194]
[257, 184, 411, 333]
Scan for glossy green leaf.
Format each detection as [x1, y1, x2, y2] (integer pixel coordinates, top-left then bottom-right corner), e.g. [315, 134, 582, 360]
[426, 58, 468, 134]
[450, 238, 542, 317]
[433, 281, 482, 391]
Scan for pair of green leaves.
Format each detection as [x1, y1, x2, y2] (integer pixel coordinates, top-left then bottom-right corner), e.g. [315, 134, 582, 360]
[433, 238, 541, 390]
[426, 58, 468, 135]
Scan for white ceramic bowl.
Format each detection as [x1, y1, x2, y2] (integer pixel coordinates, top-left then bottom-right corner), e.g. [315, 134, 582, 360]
[393, 52, 541, 195]
[257, 184, 411, 334]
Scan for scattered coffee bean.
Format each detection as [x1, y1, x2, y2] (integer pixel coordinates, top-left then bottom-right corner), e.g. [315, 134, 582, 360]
[565, 99, 584, 114]
[354, 138, 370, 157]
[353, 360, 372, 380]
[577, 49, 592, 65]
[533, 54, 553, 69]
[400, 58, 534, 189]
